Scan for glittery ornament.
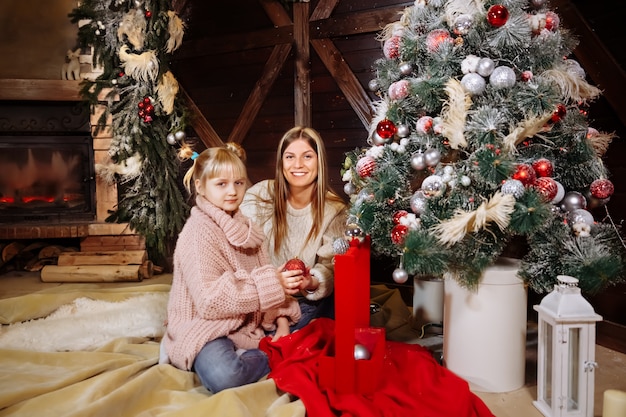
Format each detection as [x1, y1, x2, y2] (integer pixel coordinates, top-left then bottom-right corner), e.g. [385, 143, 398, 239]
[421, 175, 445, 197]
[393, 210, 408, 224]
[476, 58, 495, 77]
[568, 208, 594, 226]
[415, 116, 434, 133]
[396, 124, 410, 138]
[545, 11, 560, 31]
[460, 73, 486, 95]
[551, 181, 565, 204]
[388, 80, 410, 100]
[383, 36, 401, 59]
[487, 4, 509, 27]
[560, 191, 587, 212]
[410, 190, 428, 214]
[333, 237, 350, 255]
[590, 178, 614, 199]
[166, 133, 177, 145]
[376, 119, 397, 139]
[410, 151, 427, 170]
[391, 224, 409, 245]
[368, 79, 381, 92]
[453, 14, 473, 35]
[532, 158, 553, 177]
[356, 156, 376, 177]
[392, 267, 409, 284]
[424, 148, 441, 167]
[354, 344, 371, 360]
[534, 177, 558, 202]
[550, 104, 567, 123]
[530, 0, 547, 8]
[344, 223, 365, 242]
[489, 66, 516, 89]
[399, 61, 413, 76]
[343, 182, 356, 195]
[426, 29, 452, 52]
[512, 163, 536, 186]
[501, 179, 525, 198]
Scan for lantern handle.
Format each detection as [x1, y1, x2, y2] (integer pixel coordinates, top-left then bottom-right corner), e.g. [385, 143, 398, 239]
[584, 361, 598, 372]
[556, 275, 579, 287]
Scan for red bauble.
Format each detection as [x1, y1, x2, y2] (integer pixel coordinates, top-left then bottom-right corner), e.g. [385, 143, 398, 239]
[550, 104, 567, 123]
[390, 224, 409, 245]
[544, 11, 560, 31]
[284, 257, 307, 273]
[590, 179, 614, 199]
[145, 10, 152, 18]
[383, 36, 401, 59]
[534, 177, 558, 202]
[376, 119, 397, 139]
[143, 115, 153, 123]
[512, 163, 537, 186]
[356, 156, 376, 178]
[393, 210, 408, 225]
[426, 29, 452, 52]
[532, 158, 554, 178]
[487, 5, 509, 27]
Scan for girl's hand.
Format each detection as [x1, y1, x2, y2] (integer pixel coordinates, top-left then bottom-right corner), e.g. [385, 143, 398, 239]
[277, 264, 303, 295]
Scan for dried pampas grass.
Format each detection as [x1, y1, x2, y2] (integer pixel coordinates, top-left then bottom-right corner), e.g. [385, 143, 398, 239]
[441, 78, 471, 149]
[96, 154, 143, 184]
[540, 68, 602, 103]
[119, 45, 159, 83]
[157, 71, 179, 115]
[117, 9, 147, 50]
[502, 112, 554, 152]
[166, 11, 185, 53]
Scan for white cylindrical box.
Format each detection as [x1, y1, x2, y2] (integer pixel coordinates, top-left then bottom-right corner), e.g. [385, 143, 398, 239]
[443, 257, 527, 393]
[413, 276, 444, 327]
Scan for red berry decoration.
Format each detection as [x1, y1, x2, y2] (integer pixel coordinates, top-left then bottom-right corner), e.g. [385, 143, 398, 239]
[487, 5, 509, 27]
[512, 163, 537, 186]
[376, 119, 397, 139]
[590, 179, 614, 199]
[356, 156, 377, 178]
[390, 224, 409, 245]
[393, 210, 408, 225]
[145, 10, 152, 18]
[550, 104, 567, 123]
[534, 177, 558, 202]
[284, 257, 307, 272]
[532, 158, 554, 178]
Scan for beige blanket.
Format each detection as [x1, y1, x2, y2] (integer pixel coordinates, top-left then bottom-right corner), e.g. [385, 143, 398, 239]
[0, 283, 306, 417]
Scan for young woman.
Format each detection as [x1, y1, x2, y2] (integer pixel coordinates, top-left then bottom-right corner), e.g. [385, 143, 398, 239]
[161, 142, 300, 393]
[240, 127, 348, 330]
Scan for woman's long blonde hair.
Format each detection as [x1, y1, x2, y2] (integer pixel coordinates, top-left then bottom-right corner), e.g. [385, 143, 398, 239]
[269, 126, 344, 254]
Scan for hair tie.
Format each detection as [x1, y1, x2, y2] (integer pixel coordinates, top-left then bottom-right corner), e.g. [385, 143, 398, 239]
[191, 151, 199, 160]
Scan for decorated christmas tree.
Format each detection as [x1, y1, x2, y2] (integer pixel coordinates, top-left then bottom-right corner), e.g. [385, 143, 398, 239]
[342, 0, 626, 294]
[69, 0, 189, 261]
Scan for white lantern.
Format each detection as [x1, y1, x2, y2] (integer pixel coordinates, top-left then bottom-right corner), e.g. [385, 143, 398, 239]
[533, 275, 602, 417]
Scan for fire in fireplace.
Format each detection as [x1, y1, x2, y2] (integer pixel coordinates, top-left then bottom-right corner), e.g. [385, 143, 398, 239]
[0, 135, 96, 223]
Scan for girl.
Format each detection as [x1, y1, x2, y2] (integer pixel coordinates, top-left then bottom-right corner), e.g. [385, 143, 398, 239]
[240, 127, 347, 330]
[161, 142, 300, 393]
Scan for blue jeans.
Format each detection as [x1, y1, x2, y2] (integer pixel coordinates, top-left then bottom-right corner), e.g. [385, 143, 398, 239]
[290, 294, 335, 332]
[192, 337, 270, 393]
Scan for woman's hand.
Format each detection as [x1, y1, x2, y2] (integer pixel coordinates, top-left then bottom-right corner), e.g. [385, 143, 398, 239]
[277, 264, 303, 295]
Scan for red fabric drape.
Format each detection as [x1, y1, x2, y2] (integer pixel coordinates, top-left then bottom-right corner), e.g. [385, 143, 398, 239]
[260, 318, 495, 417]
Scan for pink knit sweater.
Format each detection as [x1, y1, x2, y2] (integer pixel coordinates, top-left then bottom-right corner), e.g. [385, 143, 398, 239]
[163, 196, 301, 370]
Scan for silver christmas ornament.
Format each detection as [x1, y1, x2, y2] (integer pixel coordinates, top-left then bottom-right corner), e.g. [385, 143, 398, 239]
[489, 66, 516, 89]
[344, 223, 365, 242]
[530, 0, 547, 8]
[421, 175, 445, 197]
[424, 148, 442, 167]
[333, 237, 350, 255]
[453, 14, 473, 35]
[399, 61, 413, 76]
[568, 208, 594, 226]
[410, 190, 428, 215]
[476, 58, 495, 77]
[354, 344, 371, 360]
[166, 133, 177, 145]
[551, 181, 565, 204]
[410, 151, 427, 171]
[560, 191, 587, 212]
[396, 124, 410, 138]
[371, 132, 389, 146]
[460, 175, 471, 187]
[460, 73, 486, 95]
[392, 267, 409, 284]
[344, 182, 357, 195]
[174, 130, 187, 141]
[501, 179, 525, 198]
[368, 79, 380, 92]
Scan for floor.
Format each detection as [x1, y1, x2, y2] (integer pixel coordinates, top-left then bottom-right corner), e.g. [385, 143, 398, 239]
[1, 270, 624, 417]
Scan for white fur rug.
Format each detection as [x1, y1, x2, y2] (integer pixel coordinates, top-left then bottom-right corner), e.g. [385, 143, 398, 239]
[0, 292, 168, 352]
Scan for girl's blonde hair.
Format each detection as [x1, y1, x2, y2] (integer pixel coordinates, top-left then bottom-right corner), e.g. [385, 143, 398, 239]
[179, 142, 247, 195]
[269, 126, 345, 254]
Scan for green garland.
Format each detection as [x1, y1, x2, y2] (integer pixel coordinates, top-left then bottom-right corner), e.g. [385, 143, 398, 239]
[69, 0, 190, 262]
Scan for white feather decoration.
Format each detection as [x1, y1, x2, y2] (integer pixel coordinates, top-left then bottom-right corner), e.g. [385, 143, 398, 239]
[166, 11, 185, 53]
[444, 0, 485, 27]
[367, 100, 390, 140]
[441, 78, 471, 149]
[117, 9, 146, 50]
[588, 130, 616, 157]
[432, 192, 516, 246]
[95, 154, 143, 184]
[118, 45, 159, 83]
[502, 112, 554, 153]
[540, 68, 602, 103]
[156, 71, 179, 115]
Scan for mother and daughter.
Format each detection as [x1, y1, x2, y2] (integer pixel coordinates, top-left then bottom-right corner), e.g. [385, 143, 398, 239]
[160, 126, 347, 393]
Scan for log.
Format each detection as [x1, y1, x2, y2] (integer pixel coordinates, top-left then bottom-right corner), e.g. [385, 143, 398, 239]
[38, 245, 76, 260]
[56, 250, 148, 266]
[2, 242, 25, 263]
[40, 264, 147, 282]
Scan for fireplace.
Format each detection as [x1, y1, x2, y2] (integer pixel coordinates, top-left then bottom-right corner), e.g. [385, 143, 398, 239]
[0, 135, 96, 223]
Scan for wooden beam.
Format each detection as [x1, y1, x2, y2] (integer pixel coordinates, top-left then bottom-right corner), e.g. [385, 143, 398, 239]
[0, 79, 82, 101]
[294, 2, 311, 127]
[310, 0, 339, 21]
[228, 43, 293, 144]
[179, 86, 224, 148]
[259, 0, 292, 27]
[311, 6, 407, 37]
[312, 38, 373, 128]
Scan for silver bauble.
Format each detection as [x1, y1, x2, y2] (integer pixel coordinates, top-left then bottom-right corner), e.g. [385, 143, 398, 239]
[344, 182, 357, 195]
[399, 62, 413, 76]
[423, 148, 442, 167]
[421, 175, 445, 197]
[530, 0, 547, 8]
[460, 175, 471, 187]
[460, 73, 486, 95]
[396, 124, 410, 138]
[354, 344, 371, 360]
[344, 223, 365, 242]
[476, 58, 495, 77]
[392, 267, 409, 284]
[410, 191, 427, 215]
[371, 132, 389, 146]
[489, 66, 516, 89]
[551, 181, 565, 204]
[166, 133, 177, 145]
[560, 191, 587, 212]
[333, 237, 350, 255]
[453, 14, 473, 35]
[568, 208, 594, 226]
[410, 151, 427, 171]
[368, 79, 380, 92]
[501, 179, 525, 198]
[174, 130, 186, 141]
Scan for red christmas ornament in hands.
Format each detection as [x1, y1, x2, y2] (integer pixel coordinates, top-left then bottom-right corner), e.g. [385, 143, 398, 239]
[284, 258, 309, 276]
